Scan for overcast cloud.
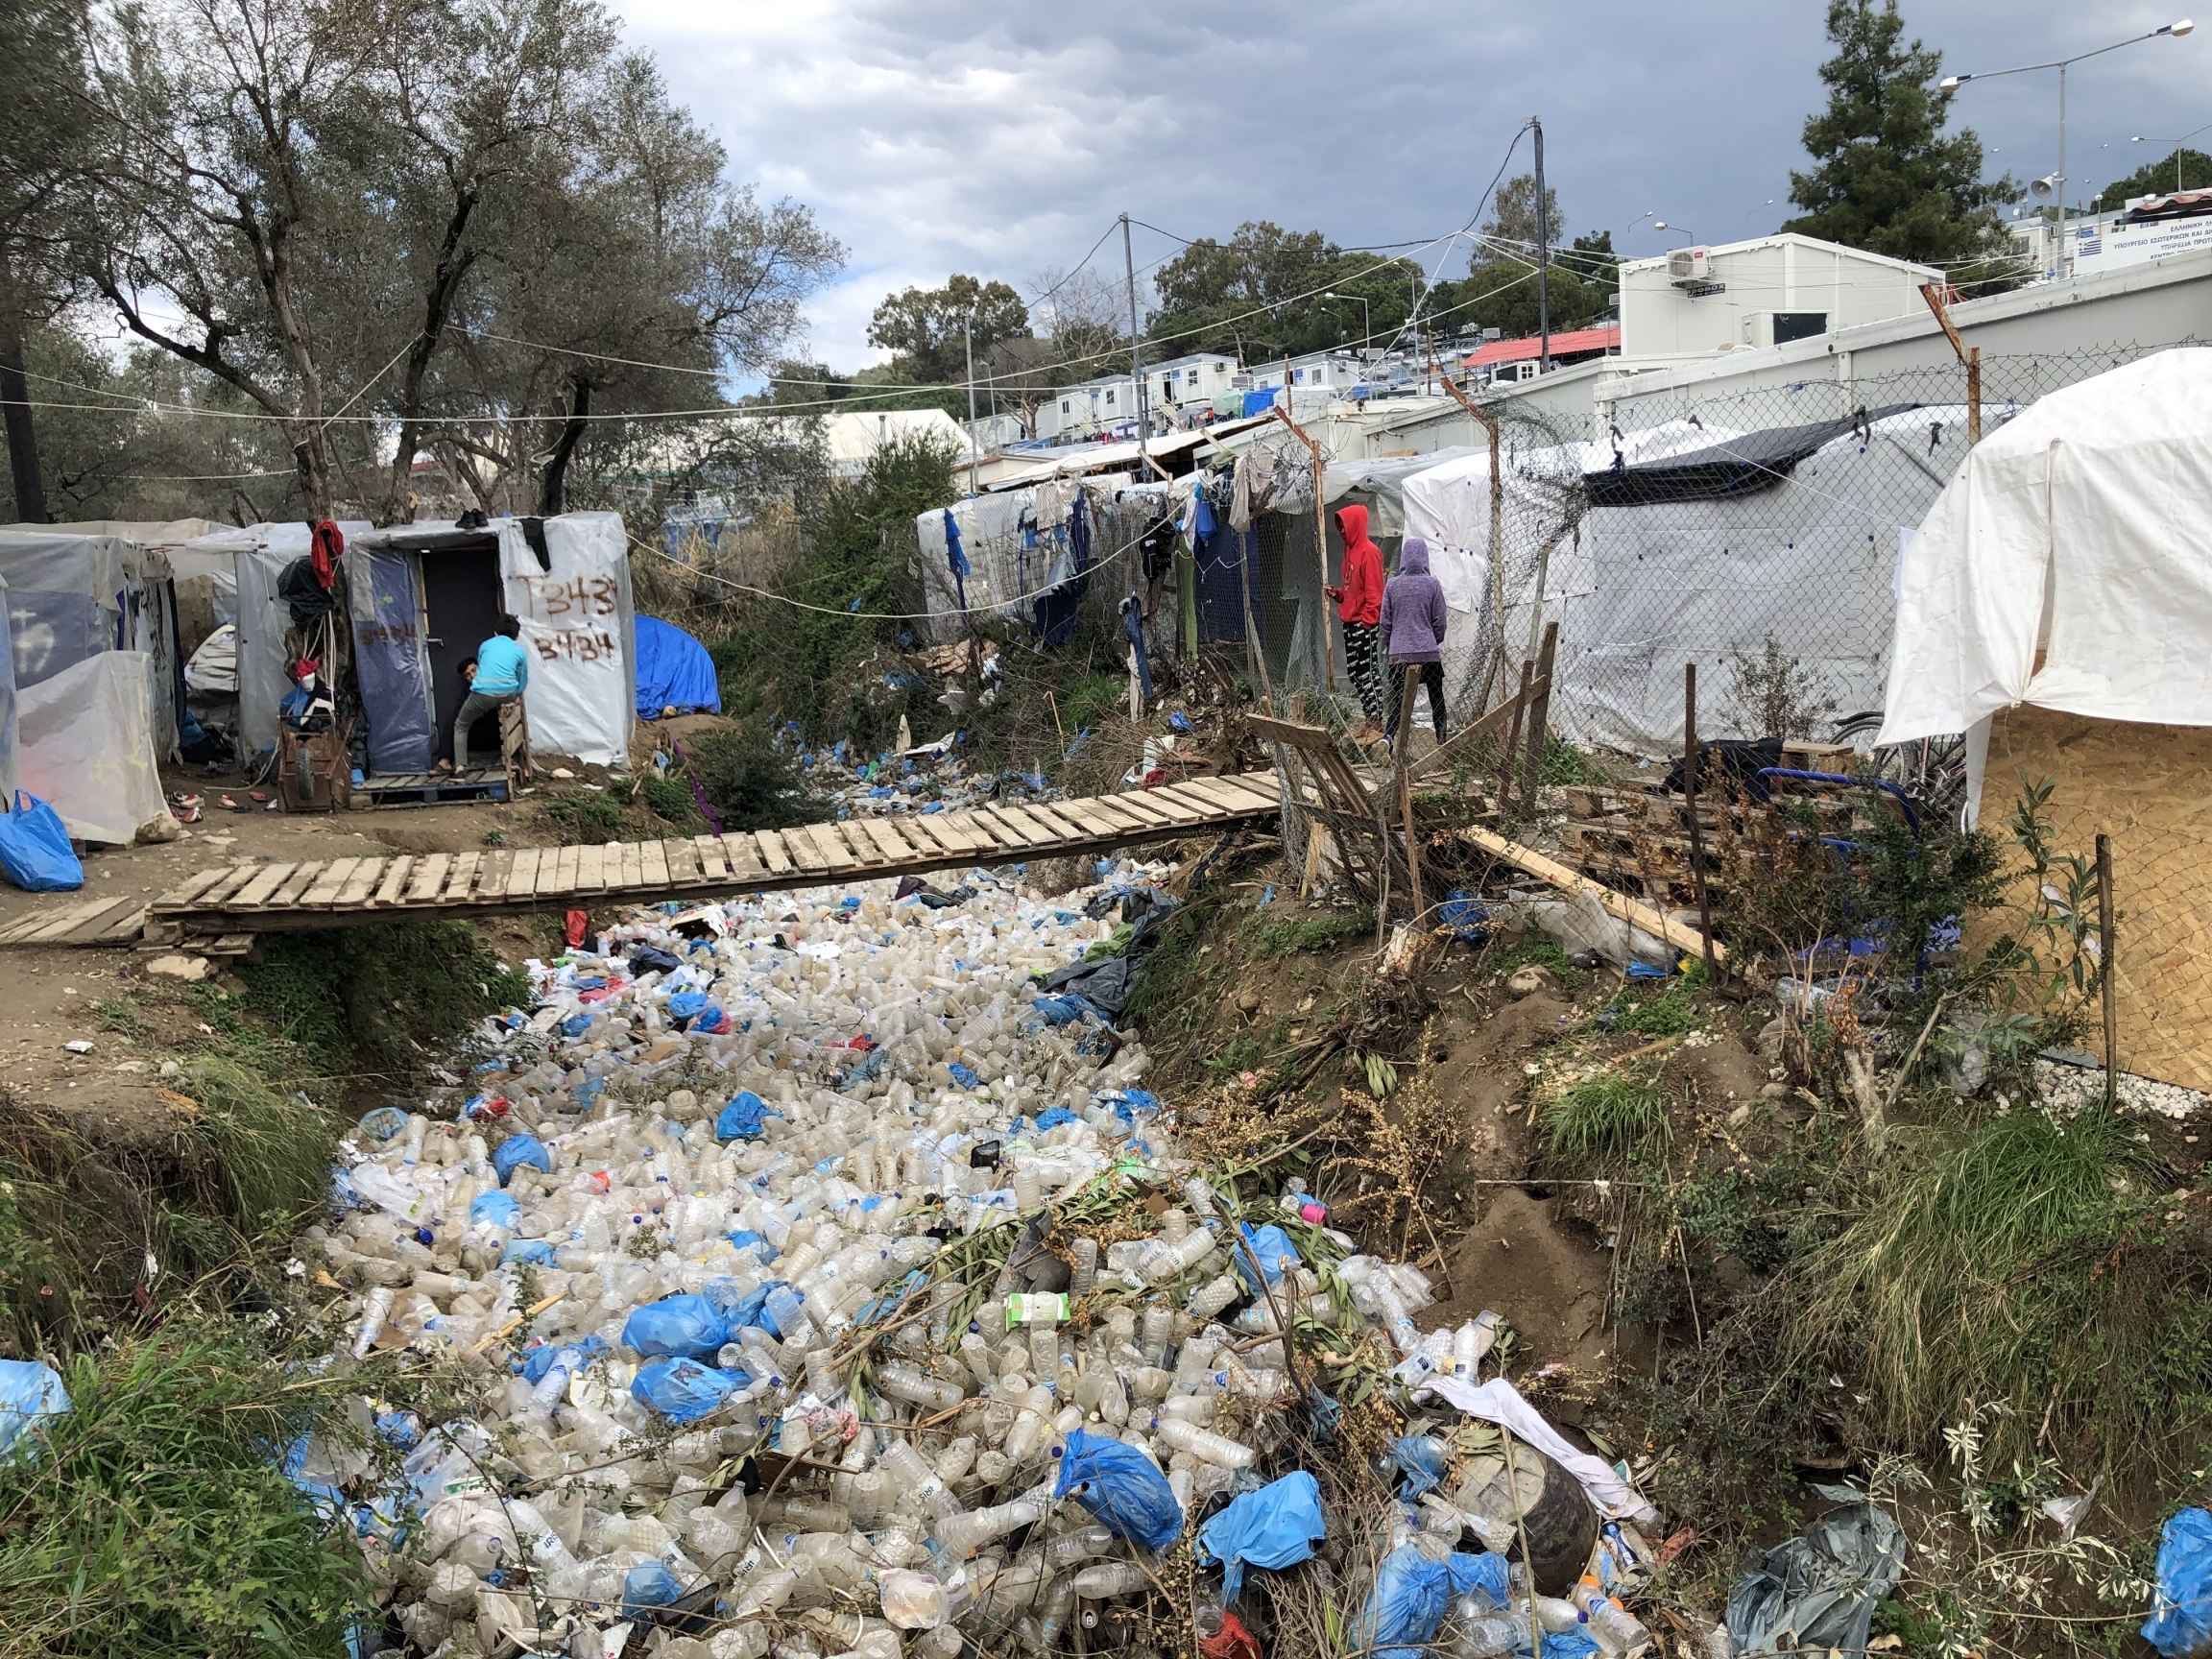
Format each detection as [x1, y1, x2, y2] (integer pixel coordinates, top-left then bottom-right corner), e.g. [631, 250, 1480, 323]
[612, 0, 2211, 373]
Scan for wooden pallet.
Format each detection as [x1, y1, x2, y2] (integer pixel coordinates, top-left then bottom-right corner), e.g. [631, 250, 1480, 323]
[115, 771, 1284, 942]
[361, 769, 512, 805]
[0, 896, 150, 949]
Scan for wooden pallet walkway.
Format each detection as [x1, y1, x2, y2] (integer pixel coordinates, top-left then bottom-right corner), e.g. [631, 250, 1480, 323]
[90, 772, 1286, 947]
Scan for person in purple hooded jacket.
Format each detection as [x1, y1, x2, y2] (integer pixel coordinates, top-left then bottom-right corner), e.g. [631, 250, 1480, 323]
[1381, 537, 1448, 748]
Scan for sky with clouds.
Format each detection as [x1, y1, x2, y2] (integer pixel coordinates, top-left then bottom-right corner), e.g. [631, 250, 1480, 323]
[611, 0, 2211, 373]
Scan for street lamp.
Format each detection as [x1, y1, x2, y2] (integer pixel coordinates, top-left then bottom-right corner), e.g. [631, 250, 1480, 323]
[2132, 121, 2212, 192]
[1938, 20, 2193, 263]
[1322, 292, 1371, 361]
[1653, 220, 1698, 244]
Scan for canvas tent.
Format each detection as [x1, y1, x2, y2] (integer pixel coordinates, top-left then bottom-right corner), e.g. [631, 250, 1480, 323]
[1879, 348, 2212, 1091]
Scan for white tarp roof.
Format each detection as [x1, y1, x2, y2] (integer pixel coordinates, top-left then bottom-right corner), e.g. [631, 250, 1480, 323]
[1881, 347, 2212, 744]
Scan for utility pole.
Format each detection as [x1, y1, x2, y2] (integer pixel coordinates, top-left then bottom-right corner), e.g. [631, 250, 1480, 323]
[963, 310, 979, 495]
[1533, 115, 1551, 373]
[1121, 213, 1150, 464]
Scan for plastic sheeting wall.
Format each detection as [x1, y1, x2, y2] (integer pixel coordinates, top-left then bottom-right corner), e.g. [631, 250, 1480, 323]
[499, 513, 636, 767]
[16, 652, 165, 844]
[234, 547, 294, 754]
[0, 572, 18, 804]
[345, 549, 436, 774]
[1561, 411, 1970, 755]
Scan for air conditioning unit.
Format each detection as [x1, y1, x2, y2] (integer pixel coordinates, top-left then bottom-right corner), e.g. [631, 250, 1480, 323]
[1667, 247, 1713, 284]
[1743, 310, 1829, 348]
[1230, 373, 1253, 390]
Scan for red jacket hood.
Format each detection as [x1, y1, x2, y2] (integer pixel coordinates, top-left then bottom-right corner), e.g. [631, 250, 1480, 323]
[1334, 504, 1384, 624]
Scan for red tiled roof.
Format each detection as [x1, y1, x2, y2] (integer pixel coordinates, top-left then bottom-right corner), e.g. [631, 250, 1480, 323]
[1461, 325, 1620, 368]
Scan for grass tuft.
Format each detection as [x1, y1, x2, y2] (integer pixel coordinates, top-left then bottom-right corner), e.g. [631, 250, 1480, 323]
[1543, 1069, 1671, 1167]
[1794, 1104, 2211, 1471]
[1249, 904, 1375, 960]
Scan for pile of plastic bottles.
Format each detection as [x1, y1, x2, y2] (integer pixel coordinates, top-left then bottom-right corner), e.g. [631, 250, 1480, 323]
[790, 729, 1060, 824]
[311, 858, 1659, 1658]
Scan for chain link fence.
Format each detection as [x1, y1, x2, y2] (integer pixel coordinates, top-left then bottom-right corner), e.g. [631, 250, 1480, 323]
[1462, 341, 2201, 759]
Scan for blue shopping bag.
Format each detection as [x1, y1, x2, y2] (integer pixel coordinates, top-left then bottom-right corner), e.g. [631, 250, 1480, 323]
[0, 792, 83, 892]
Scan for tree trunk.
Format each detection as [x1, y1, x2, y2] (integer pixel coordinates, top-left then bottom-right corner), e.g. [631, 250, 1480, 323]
[0, 308, 49, 523]
[538, 376, 589, 516]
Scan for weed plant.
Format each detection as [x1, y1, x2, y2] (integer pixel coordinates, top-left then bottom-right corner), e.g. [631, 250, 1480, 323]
[1543, 1070, 1671, 1167]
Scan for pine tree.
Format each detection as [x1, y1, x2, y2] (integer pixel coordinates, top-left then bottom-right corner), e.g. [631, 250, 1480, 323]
[1783, 0, 2022, 283]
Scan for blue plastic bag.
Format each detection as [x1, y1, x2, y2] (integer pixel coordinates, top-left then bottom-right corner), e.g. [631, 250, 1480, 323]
[727, 1228, 773, 1261]
[0, 792, 82, 892]
[632, 1358, 751, 1424]
[469, 1190, 519, 1228]
[1053, 1429, 1183, 1550]
[621, 1558, 685, 1614]
[1235, 1222, 1300, 1290]
[1197, 1471, 1327, 1599]
[1389, 1434, 1451, 1498]
[621, 1294, 728, 1359]
[0, 1358, 70, 1460]
[667, 991, 709, 1022]
[1349, 1545, 1513, 1659]
[948, 1061, 980, 1089]
[500, 1238, 557, 1267]
[1033, 1105, 1079, 1131]
[518, 1335, 608, 1385]
[491, 1133, 551, 1186]
[716, 1091, 776, 1142]
[2144, 1507, 2212, 1656]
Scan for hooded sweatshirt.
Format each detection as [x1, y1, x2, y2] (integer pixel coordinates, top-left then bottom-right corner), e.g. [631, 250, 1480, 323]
[1380, 538, 1448, 662]
[1332, 504, 1383, 626]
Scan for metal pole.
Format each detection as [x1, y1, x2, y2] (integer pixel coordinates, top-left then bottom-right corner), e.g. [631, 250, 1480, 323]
[1122, 213, 1148, 462]
[2057, 62, 2068, 271]
[1533, 116, 1551, 373]
[963, 312, 978, 494]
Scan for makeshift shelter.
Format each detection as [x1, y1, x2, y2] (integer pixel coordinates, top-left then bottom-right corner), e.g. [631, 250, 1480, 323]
[635, 617, 721, 718]
[347, 513, 636, 772]
[174, 520, 371, 757]
[1881, 347, 2212, 1091]
[0, 526, 184, 757]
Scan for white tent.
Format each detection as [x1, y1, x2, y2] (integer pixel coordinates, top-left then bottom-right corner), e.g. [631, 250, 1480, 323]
[1881, 348, 2212, 747]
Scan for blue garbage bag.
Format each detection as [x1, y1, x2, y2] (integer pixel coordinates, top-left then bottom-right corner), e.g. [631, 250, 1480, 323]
[667, 991, 709, 1022]
[518, 1335, 608, 1385]
[713, 1281, 799, 1338]
[1349, 1545, 1513, 1659]
[632, 1358, 751, 1424]
[491, 1133, 551, 1186]
[1033, 1105, 1079, 1131]
[1197, 1471, 1327, 1599]
[0, 1358, 70, 1460]
[469, 1190, 519, 1228]
[1438, 889, 1489, 943]
[727, 1227, 773, 1260]
[948, 1061, 980, 1089]
[355, 1106, 410, 1142]
[621, 1558, 685, 1614]
[716, 1091, 775, 1142]
[1053, 1428, 1183, 1550]
[0, 792, 83, 892]
[2144, 1507, 2212, 1656]
[500, 1238, 557, 1267]
[1390, 1434, 1451, 1498]
[1235, 1222, 1300, 1290]
[621, 1294, 729, 1359]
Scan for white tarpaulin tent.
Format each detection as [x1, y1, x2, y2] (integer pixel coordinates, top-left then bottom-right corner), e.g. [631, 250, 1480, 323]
[1881, 349, 2212, 746]
[17, 652, 165, 844]
[499, 512, 637, 767]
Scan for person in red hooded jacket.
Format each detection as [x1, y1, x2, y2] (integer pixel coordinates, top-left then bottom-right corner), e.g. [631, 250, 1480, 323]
[1325, 503, 1385, 736]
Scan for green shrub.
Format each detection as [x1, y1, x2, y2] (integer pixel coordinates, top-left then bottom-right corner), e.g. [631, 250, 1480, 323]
[239, 921, 527, 1086]
[687, 725, 830, 831]
[0, 1320, 380, 1656]
[641, 771, 703, 828]
[542, 790, 622, 843]
[1249, 904, 1375, 959]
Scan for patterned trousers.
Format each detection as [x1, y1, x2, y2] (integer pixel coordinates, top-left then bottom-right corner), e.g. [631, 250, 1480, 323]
[1342, 620, 1385, 725]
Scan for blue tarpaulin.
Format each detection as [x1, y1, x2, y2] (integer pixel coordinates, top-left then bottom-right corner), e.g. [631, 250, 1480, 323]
[635, 615, 721, 718]
[2143, 1508, 2212, 1656]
